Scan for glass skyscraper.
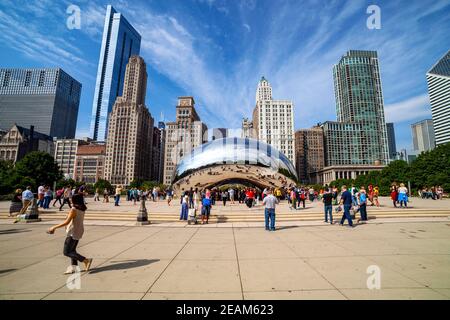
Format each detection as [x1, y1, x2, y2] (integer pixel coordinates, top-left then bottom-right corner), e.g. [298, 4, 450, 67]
[426, 50, 450, 146]
[386, 122, 397, 159]
[0, 68, 81, 138]
[330, 50, 389, 165]
[90, 5, 141, 141]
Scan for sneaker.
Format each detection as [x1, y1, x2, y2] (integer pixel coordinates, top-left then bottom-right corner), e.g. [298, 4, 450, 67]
[64, 265, 76, 275]
[83, 258, 93, 272]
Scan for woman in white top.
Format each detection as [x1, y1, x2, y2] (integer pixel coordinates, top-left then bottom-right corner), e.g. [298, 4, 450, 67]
[398, 183, 408, 208]
[47, 194, 93, 274]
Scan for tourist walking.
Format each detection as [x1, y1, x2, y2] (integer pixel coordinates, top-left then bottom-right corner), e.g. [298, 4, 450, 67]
[308, 187, 315, 202]
[221, 190, 228, 206]
[358, 186, 368, 222]
[47, 194, 93, 275]
[299, 188, 306, 209]
[398, 183, 409, 208]
[373, 186, 380, 207]
[43, 186, 52, 209]
[59, 186, 72, 211]
[53, 187, 64, 207]
[263, 189, 279, 231]
[103, 188, 109, 203]
[228, 188, 235, 204]
[166, 188, 173, 206]
[114, 185, 122, 206]
[94, 188, 100, 201]
[180, 195, 189, 220]
[9, 189, 22, 217]
[201, 195, 212, 224]
[390, 185, 398, 208]
[339, 185, 354, 227]
[332, 186, 339, 205]
[289, 188, 296, 210]
[322, 188, 333, 224]
[37, 185, 45, 208]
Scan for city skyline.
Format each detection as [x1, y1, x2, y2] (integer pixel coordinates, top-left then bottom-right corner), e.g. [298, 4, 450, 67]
[0, 0, 449, 152]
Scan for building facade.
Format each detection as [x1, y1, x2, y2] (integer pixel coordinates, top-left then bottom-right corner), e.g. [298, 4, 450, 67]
[74, 144, 106, 183]
[241, 118, 254, 138]
[295, 126, 325, 183]
[163, 97, 208, 186]
[104, 56, 154, 186]
[426, 50, 450, 146]
[411, 119, 435, 152]
[386, 122, 397, 160]
[0, 125, 53, 163]
[90, 5, 141, 141]
[251, 77, 295, 164]
[333, 50, 389, 165]
[0, 68, 81, 138]
[151, 126, 164, 182]
[54, 139, 90, 179]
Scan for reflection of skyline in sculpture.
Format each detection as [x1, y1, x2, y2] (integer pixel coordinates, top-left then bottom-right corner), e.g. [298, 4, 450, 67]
[172, 138, 299, 192]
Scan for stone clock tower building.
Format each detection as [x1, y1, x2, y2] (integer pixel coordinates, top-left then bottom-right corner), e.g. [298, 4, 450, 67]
[163, 97, 208, 186]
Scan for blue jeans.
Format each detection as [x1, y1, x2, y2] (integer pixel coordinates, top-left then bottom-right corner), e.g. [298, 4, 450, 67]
[324, 205, 333, 223]
[265, 208, 276, 230]
[43, 196, 51, 209]
[359, 203, 367, 221]
[115, 195, 120, 206]
[180, 203, 188, 220]
[340, 204, 353, 226]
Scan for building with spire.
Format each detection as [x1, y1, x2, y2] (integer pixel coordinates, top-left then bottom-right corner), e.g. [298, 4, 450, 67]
[251, 77, 295, 164]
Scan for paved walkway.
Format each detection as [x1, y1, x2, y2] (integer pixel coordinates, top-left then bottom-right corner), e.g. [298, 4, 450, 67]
[0, 219, 449, 300]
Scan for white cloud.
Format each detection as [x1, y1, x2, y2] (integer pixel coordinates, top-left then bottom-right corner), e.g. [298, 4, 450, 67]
[384, 94, 432, 123]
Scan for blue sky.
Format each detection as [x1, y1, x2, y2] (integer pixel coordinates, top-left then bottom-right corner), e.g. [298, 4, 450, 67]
[0, 0, 449, 151]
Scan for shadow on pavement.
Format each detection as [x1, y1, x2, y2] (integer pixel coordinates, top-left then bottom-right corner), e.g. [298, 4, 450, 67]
[0, 228, 31, 235]
[88, 259, 159, 274]
[0, 268, 17, 275]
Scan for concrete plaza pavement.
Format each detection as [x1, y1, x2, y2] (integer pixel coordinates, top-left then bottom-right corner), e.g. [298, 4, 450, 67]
[0, 218, 450, 300]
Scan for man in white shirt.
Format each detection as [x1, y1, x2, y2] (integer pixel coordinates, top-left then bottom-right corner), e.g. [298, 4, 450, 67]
[262, 189, 279, 231]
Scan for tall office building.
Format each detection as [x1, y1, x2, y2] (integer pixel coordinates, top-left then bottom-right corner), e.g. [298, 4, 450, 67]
[317, 50, 389, 184]
[411, 119, 435, 152]
[155, 121, 166, 183]
[332, 50, 389, 164]
[386, 122, 397, 159]
[163, 97, 208, 186]
[150, 124, 165, 182]
[0, 68, 81, 138]
[295, 126, 325, 183]
[54, 138, 90, 179]
[90, 5, 141, 141]
[104, 56, 154, 185]
[251, 77, 295, 164]
[426, 50, 450, 146]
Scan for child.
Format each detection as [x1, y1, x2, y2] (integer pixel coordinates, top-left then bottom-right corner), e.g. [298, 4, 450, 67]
[47, 194, 93, 274]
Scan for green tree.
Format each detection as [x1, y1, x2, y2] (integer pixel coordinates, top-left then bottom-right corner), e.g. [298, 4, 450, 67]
[12, 152, 62, 190]
[410, 143, 450, 192]
[94, 179, 114, 194]
[0, 160, 15, 194]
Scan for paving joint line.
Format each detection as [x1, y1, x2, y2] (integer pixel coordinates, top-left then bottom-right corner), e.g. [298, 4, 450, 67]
[139, 227, 201, 300]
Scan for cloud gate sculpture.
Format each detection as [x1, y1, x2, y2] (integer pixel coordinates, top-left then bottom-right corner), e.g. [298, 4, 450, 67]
[171, 138, 299, 192]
